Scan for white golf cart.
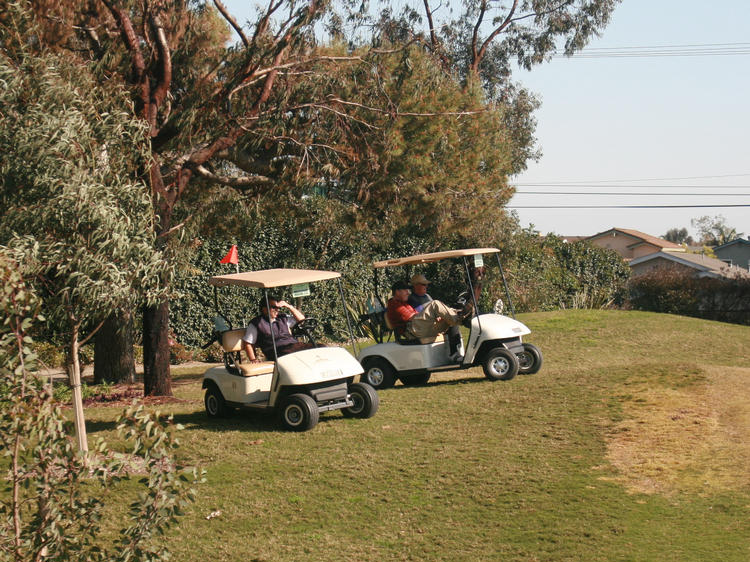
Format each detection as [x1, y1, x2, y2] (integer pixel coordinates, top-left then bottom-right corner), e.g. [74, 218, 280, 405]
[358, 248, 543, 389]
[202, 268, 378, 431]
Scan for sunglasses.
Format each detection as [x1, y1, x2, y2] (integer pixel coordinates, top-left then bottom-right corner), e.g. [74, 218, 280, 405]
[269, 305, 281, 310]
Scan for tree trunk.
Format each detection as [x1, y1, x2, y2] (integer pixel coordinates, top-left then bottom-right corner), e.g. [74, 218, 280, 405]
[142, 299, 172, 396]
[94, 310, 136, 384]
[67, 324, 88, 453]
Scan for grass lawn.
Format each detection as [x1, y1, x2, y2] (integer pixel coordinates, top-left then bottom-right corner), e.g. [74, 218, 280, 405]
[81, 310, 750, 561]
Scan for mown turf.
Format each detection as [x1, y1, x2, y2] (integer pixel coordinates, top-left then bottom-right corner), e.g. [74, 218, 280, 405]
[80, 310, 750, 561]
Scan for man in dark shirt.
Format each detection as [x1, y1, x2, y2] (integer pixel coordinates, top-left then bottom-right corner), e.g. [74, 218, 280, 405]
[242, 295, 313, 361]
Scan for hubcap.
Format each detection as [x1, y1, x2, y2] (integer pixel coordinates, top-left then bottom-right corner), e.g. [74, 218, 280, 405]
[285, 405, 303, 426]
[367, 367, 384, 386]
[349, 393, 364, 414]
[518, 352, 532, 369]
[492, 357, 509, 375]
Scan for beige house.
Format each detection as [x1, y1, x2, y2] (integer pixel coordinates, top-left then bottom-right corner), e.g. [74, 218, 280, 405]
[585, 228, 684, 261]
[630, 251, 750, 279]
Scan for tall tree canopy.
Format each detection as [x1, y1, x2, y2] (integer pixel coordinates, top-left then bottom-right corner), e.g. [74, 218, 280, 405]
[2, 0, 621, 394]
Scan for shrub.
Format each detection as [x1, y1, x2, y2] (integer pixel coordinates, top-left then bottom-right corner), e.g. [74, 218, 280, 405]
[0, 250, 202, 561]
[629, 268, 750, 325]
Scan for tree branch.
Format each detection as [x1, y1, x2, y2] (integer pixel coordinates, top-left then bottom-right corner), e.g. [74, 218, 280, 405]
[191, 164, 273, 188]
[213, 0, 250, 47]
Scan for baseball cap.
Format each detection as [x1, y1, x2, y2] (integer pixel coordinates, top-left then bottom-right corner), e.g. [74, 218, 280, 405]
[410, 274, 430, 285]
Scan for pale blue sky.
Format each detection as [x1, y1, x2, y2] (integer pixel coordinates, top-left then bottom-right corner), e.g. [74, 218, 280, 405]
[222, 0, 750, 239]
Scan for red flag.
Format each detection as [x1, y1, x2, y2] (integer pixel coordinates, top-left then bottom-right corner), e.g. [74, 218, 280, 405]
[220, 244, 239, 265]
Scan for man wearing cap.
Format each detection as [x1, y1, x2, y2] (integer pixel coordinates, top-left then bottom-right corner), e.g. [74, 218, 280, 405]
[386, 280, 472, 356]
[408, 274, 464, 362]
[242, 295, 314, 362]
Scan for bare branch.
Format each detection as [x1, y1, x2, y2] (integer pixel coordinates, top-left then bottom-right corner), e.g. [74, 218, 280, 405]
[213, 0, 249, 47]
[474, 0, 518, 72]
[191, 164, 273, 188]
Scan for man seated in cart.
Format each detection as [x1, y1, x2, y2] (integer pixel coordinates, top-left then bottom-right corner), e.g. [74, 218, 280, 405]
[386, 280, 472, 356]
[242, 295, 314, 362]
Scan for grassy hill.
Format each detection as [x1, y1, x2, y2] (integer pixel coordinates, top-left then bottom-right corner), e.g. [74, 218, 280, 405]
[85, 309, 750, 561]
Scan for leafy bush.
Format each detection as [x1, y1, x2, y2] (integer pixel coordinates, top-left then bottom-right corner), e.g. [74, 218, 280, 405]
[629, 269, 750, 325]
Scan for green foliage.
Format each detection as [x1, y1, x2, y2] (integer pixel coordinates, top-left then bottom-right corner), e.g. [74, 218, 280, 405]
[0, 251, 201, 562]
[691, 214, 744, 246]
[502, 231, 631, 312]
[0, 49, 167, 332]
[629, 269, 750, 325]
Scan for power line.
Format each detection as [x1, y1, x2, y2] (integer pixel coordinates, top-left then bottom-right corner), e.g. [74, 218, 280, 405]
[513, 173, 750, 185]
[507, 204, 750, 209]
[554, 42, 750, 59]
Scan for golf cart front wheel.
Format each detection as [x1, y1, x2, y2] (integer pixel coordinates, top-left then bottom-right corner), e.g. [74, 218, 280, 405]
[482, 348, 519, 381]
[204, 384, 230, 417]
[342, 382, 379, 419]
[361, 358, 396, 389]
[517, 343, 543, 375]
[280, 393, 319, 431]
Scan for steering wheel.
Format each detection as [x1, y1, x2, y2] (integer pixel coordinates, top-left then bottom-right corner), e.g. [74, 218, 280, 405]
[292, 317, 321, 345]
[493, 298, 505, 315]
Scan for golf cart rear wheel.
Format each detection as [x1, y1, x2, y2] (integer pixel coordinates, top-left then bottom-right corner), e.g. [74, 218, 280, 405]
[204, 384, 230, 417]
[482, 348, 519, 381]
[280, 393, 319, 431]
[361, 358, 396, 390]
[399, 372, 431, 386]
[342, 382, 379, 419]
[517, 343, 543, 375]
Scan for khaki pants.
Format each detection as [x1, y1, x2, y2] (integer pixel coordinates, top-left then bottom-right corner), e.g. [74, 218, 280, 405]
[406, 301, 461, 339]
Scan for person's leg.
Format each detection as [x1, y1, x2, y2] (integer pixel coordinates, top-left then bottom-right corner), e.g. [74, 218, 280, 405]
[446, 325, 461, 354]
[408, 300, 461, 338]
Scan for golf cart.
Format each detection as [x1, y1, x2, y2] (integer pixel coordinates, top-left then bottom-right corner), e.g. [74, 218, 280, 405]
[358, 248, 543, 389]
[202, 268, 378, 431]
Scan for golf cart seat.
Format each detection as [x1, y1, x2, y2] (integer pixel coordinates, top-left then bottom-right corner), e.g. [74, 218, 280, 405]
[383, 311, 444, 345]
[220, 328, 275, 377]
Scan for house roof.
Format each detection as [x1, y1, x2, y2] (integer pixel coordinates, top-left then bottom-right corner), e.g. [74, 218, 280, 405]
[629, 251, 750, 278]
[586, 228, 684, 251]
[713, 238, 750, 251]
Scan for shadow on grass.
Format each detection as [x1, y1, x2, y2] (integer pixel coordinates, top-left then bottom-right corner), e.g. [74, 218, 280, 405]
[395, 373, 492, 389]
[86, 407, 348, 435]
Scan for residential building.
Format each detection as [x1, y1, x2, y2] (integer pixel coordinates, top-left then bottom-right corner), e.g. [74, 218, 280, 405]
[713, 238, 750, 271]
[630, 251, 750, 279]
[584, 228, 684, 261]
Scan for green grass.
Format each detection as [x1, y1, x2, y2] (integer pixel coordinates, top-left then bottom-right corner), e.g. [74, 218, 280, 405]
[81, 310, 750, 561]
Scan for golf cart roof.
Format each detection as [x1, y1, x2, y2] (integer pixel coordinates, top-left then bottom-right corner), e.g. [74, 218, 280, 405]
[209, 268, 341, 289]
[373, 248, 500, 269]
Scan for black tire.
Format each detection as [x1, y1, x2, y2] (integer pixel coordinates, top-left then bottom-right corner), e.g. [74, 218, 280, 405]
[517, 343, 543, 375]
[279, 393, 319, 431]
[399, 372, 431, 386]
[361, 357, 397, 390]
[482, 347, 519, 381]
[204, 384, 230, 417]
[342, 382, 379, 419]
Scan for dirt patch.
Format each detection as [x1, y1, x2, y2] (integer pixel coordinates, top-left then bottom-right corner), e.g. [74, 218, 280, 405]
[605, 365, 750, 496]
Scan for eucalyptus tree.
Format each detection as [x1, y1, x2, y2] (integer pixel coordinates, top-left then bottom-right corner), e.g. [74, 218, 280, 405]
[6, 0, 621, 396]
[0, 50, 165, 450]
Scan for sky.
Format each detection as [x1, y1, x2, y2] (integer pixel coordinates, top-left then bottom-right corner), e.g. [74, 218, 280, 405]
[510, 0, 750, 238]
[222, 0, 750, 239]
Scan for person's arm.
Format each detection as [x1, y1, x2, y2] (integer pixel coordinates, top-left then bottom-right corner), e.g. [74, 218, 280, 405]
[242, 340, 261, 363]
[277, 300, 305, 322]
[242, 324, 262, 363]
